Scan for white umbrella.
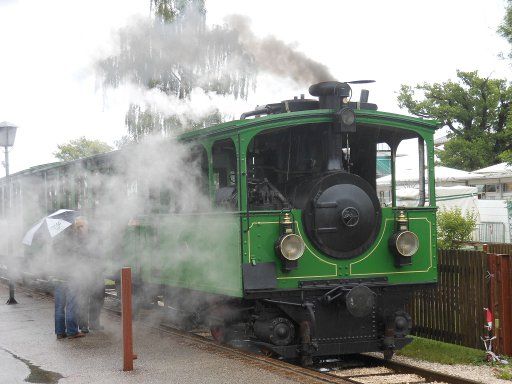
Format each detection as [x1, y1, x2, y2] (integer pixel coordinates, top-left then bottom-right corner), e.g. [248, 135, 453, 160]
[22, 209, 80, 246]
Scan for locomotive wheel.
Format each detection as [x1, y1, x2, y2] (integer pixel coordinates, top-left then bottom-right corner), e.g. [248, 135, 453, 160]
[210, 326, 226, 343]
[383, 349, 394, 361]
[259, 346, 277, 358]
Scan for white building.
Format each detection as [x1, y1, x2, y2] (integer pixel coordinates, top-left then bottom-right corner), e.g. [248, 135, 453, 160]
[376, 160, 512, 243]
[470, 163, 512, 200]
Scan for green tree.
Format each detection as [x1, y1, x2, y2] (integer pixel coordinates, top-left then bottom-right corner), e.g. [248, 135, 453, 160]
[398, 71, 512, 170]
[116, 105, 223, 147]
[437, 208, 477, 249]
[150, 0, 205, 23]
[54, 137, 113, 162]
[498, 0, 512, 59]
[98, 0, 255, 144]
[437, 136, 496, 171]
[499, 0, 512, 166]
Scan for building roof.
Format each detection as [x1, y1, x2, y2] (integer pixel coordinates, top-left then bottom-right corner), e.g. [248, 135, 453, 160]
[376, 164, 480, 186]
[473, 162, 512, 174]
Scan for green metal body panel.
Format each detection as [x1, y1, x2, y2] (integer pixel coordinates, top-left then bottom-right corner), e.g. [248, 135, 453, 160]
[244, 208, 437, 290]
[134, 213, 242, 297]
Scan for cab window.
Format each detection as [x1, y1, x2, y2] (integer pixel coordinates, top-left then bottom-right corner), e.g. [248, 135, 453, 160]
[212, 139, 238, 209]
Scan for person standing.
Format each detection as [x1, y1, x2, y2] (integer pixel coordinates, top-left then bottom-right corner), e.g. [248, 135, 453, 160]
[76, 220, 105, 332]
[53, 217, 88, 339]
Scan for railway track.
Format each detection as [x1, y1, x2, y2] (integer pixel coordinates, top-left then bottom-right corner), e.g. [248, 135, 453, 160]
[101, 293, 483, 384]
[3, 281, 485, 384]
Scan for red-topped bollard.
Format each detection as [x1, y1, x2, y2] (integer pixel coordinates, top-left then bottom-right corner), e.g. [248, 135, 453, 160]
[121, 267, 137, 371]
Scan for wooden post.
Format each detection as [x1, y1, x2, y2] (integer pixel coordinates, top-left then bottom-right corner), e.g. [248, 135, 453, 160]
[122, 267, 135, 371]
[498, 254, 512, 356]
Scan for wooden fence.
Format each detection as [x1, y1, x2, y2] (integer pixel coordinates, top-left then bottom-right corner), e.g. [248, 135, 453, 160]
[408, 250, 489, 350]
[408, 247, 512, 355]
[487, 243, 512, 256]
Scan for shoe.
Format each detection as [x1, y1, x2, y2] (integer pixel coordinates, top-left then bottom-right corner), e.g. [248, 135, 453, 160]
[56, 334, 67, 340]
[80, 328, 90, 333]
[67, 332, 85, 339]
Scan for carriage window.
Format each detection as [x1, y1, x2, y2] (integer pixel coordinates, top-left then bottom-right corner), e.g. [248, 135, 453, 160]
[155, 144, 208, 213]
[376, 143, 392, 206]
[60, 174, 73, 209]
[190, 144, 209, 197]
[47, 178, 58, 211]
[0, 186, 4, 217]
[212, 139, 238, 209]
[75, 176, 86, 210]
[393, 137, 428, 207]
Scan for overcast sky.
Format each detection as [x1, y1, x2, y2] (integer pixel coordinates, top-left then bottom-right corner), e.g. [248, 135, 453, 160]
[0, 0, 510, 173]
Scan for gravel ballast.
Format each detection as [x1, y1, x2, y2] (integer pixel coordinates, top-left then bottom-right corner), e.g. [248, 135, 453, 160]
[389, 354, 511, 384]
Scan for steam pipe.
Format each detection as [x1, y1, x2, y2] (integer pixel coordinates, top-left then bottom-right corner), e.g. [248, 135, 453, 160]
[240, 106, 272, 120]
[418, 137, 425, 207]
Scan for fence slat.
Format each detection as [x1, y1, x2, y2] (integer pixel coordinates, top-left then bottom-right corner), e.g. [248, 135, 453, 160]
[499, 254, 511, 355]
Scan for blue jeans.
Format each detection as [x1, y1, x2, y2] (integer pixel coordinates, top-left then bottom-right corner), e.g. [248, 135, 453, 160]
[54, 282, 79, 336]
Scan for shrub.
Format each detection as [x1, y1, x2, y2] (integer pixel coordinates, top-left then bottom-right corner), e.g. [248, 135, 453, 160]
[437, 207, 477, 249]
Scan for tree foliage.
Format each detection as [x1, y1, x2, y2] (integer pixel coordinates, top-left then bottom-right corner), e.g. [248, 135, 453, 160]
[437, 136, 496, 171]
[398, 71, 512, 170]
[97, 0, 255, 144]
[116, 104, 223, 147]
[437, 208, 477, 250]
[498, 0, 512, 59]
[54, 137, 113, 162]
[150, 0, 205, 23]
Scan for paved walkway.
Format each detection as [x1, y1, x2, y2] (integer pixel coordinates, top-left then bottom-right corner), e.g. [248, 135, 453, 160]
[0, 284, 298, 384]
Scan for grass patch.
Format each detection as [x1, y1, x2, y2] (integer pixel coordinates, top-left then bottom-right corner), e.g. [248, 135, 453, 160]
[397, 336, 485, 365]
[497, 366, 512, 380]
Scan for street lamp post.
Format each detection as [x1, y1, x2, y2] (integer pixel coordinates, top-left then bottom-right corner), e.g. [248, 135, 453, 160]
[0, 121, 18, 305]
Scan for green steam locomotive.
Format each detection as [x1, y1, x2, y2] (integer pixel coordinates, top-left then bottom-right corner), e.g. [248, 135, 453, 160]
[0, 81, 438, 365]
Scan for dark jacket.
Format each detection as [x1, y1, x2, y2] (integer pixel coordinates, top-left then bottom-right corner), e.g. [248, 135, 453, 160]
[51, 230, 88, 283]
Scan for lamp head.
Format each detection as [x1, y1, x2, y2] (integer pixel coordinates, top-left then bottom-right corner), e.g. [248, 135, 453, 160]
[0, 122, 17, 147]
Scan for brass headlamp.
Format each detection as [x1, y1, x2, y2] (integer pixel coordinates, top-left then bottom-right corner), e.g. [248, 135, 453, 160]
[389, 210, 419, 267]
[276, 211, 305, 272]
